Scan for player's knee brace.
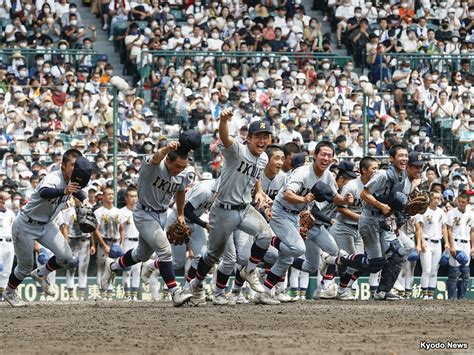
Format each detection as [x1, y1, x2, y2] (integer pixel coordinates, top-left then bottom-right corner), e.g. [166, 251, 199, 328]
[368, 257, 386, 273]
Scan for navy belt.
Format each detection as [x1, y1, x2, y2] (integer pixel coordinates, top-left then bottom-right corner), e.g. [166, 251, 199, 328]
[27, 217, 47, 225]
[281, 205, 300, 215]
[369, 210, 383, 216]
[0, 238, 12, 242]
[218, 203, 248, 211]
[140, 204, 167, 214]
[127, 238, 139, 241]
[424, 238, 440, 243]
[455, 239, 469, 244]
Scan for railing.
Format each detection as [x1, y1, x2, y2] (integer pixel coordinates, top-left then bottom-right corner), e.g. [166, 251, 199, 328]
[378, 53, 474, 91]
[0, 49, 101, 70]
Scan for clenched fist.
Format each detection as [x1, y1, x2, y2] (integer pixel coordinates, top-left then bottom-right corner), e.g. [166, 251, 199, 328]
[220, 108, 234, 122]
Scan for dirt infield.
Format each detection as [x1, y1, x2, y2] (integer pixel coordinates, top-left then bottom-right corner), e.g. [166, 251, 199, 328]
[1, 300, 473, 354]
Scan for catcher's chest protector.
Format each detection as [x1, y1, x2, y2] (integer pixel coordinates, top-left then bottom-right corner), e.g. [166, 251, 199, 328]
[382, 166, 407, 199]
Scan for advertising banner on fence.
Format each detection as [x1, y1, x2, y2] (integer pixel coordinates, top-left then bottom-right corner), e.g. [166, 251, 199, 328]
[14, 276, 474, 302]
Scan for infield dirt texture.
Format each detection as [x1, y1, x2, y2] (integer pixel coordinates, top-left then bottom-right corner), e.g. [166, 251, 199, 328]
[1, 300, 473, 354]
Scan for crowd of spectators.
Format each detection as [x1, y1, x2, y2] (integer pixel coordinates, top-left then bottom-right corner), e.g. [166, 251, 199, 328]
[0, 0, 473, 209]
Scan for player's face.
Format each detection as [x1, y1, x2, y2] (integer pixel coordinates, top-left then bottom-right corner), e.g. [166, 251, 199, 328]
[314, 147, 334, 173]
[457, 196, 468, 211]
[430, 194, 440, 208]
[407, 164, 422, 180]
[126, 191, 138, 206]
[248, 132, 271, 156]
[62, 157, 78, 181]
[267, 151, 284, 175]
[391, 149, 408, 171]
[104, 189, 114, 204]
[362, 161, 379, 179]
[166, 156, 188, 176]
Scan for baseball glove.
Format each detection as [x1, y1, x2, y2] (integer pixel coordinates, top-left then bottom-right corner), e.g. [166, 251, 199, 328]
[405, 191, 430, 216]
[299, 210, 315, 240]
[167, 222, 192, 246]
[75, 205, 98, 233]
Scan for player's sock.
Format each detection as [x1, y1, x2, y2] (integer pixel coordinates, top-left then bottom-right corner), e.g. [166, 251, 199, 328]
[263, 271, 280, 294]
[421, 287, 428, 297]
[7, 273, 23, 291]
[131, 288, 138, 299]
[112, 249, 136, 271]
[106, 290, 113, 299]
[291, 258, 304, 270]
[78, 288, 85, 299]
[339, 272, 352, 289]
[270, 236, 281, 250]
[67, 288, 74, 298]
[405, 289, 412, 299]
[322, 265, 336, 288]
[38, 256, 62, 276]
[232, 268, 245, 292]
[157, 261, 178, 292]
[194, 257, 212, 287]
[124, 288, 130, 299]
[215, 270, 230, 295]
[398, 290, 405, 298]
[428, 288, 435, 298]
[185, 266, 197, 284]
[300, 288, 307, 300]
[246, 243, 267, 272]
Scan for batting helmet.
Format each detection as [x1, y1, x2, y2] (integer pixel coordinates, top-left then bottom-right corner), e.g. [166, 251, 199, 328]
[71, 156, 92, 188]
[455, 250, 469, 266]
[439, 250, 450, 266]
[407, 249, 419, 262]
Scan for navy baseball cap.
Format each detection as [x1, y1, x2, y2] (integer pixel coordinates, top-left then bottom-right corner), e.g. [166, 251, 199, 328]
[71, 156, 92, 188]
[291, 153, 306, 169]
[248, 120, 272, 135]
[408, 152, 426, 167]
[337, 161, 357, 178]
[177, 130, 201, 155]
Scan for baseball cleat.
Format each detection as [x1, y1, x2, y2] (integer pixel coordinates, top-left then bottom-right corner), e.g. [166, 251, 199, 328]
[254, 292, 280, 305]
[374, 290, 403, 301]
[239, 267, 264, 293]
[337, 287, 357, 301]
[212, 293, 235, 306]
[189, 284, 206, 307]
[31, 269, 56, 297]
[275, 289, 296, 303]
[231, 290, 249, 304]
[140, 262, 154, 285]
[316, 283, 337, 299]
[172, 287, 193, 307]
[101, 258, 116, 290]
[3, 289, 27, 307]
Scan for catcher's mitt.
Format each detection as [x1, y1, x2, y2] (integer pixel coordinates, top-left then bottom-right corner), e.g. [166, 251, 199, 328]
[167, 222, 191, 246]
[299, 210, 315, 240]
[405, 191, 430, 216]
[75, 205, 98, 233]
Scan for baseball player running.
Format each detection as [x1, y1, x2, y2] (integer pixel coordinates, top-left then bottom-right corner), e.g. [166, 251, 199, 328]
[328, 157, 379, 300]
[446, 192, 473, 300]
[120, 186, 141, 301]
[340, 144, 412, 301]
[215, 145, 285, 305]
[189, 111, 275, 305]
[415, 192, 448, 300]
[101, 132, 198, 307]
[2, 149, 89, 307]
[261, 141, 353, 304]
[0, 191, 15, 302]
[59, 201, 95, 301]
